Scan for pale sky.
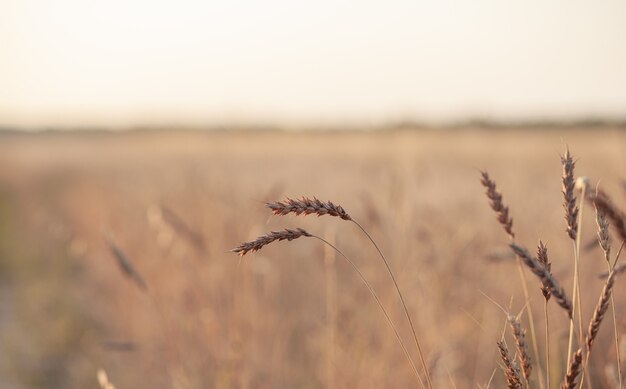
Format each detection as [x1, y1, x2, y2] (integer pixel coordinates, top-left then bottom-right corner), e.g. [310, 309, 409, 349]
[1, 0, 625, 129]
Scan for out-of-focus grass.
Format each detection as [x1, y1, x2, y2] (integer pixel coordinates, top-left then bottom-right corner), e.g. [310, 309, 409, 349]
[0, 128, 624, 388]
[0, 183, 92, 388]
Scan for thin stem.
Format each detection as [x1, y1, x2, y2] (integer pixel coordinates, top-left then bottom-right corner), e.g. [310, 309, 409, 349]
[351, 219, 433, 389]
[570, 184, 591, 389]
[545, 300, 551, 389]
[312, 235, 426, 389]
[508, 234, 544, 389]
[566, 304, 577, 371]
[609, 294, 622, 388]
[577, 185, 586, 335]
[567, 182, 586, 373]
[515, 258, 544, 389]
[605, 240, 623, 388]
[570, 240, 587, 388]
[575, 186, 592, 389]
[614, 242, 626, 389]
[323, 231, 337, 389]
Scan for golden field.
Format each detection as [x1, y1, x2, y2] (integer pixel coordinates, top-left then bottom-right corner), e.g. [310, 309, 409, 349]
[0, 128, 625, 388]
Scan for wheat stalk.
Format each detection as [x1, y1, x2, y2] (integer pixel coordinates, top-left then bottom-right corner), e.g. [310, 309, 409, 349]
[589, 190, 626, 242]
[508, 314, 532, 384]
[561, 150, 583, 373]
[497, 340, 523, 389]
[595, 203, 622, 388]
[582, 241, 625, 386]
[481, 172, 545, 389]
[579, 241, 624, 389]
[232, 227, 425, 388]
[266, 196, 433, 388]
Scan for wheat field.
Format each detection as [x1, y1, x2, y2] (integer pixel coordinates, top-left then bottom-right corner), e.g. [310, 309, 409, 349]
[0, 128, 625, 388]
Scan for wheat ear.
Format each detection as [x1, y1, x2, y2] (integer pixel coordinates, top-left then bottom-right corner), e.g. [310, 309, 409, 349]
[480, 171, 514, 239]
[537, 241, 552, 301]
[508, 314, 532, 385]
[561, 150, 579, 241]
[230, 228, 312, 255]
[585, 269, 616, 353]
[561, 349, 583, 389]
[497, 340, 523, 389]
[537, 241, 552, 389]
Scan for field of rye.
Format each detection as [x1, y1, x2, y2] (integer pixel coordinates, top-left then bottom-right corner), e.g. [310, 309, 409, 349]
[0, 128, 625, 388]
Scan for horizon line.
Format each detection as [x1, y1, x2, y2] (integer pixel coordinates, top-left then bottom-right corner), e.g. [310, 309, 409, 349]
[2, 116, 626, 134]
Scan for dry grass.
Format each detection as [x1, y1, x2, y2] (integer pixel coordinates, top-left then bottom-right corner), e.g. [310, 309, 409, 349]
[485, 150, 626, 389]
[0, 128, 624, 388]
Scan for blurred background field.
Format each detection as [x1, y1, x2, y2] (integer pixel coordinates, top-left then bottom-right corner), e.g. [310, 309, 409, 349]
[0, 127, 624, 388]
[2, 1, 626, 387]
